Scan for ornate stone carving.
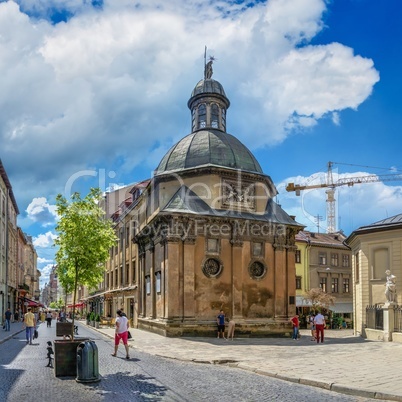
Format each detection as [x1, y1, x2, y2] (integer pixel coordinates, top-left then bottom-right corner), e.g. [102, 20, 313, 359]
[221, 179, 255, 210]
[385, 270, 397, 303]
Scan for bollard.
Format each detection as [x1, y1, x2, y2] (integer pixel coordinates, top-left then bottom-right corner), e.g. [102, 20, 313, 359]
[76, 340, 100, 383]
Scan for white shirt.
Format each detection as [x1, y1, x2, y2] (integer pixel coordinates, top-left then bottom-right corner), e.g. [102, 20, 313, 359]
[116, 315, 128, 334]
[314, 313, 325, 325]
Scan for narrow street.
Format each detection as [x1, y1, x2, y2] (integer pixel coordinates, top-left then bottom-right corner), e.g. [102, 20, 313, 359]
[0, 321, 379, 402]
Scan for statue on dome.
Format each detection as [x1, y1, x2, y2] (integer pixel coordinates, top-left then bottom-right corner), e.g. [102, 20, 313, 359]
[204, 56, 215, 79]
[385, 270, 397, 303]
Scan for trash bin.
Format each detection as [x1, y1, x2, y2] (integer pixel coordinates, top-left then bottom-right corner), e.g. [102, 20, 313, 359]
[76, 340, 100, 383]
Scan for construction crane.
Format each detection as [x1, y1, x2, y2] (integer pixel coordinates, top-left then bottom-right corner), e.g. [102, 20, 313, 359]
[286, 161, 402, 234]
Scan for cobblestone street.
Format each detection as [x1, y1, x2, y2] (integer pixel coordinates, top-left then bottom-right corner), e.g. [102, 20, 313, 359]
[0, 321, 383, 402]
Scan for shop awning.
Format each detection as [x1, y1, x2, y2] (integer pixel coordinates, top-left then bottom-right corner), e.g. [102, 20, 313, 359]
[67, 303, 85, 308]
[20, 297, 44, 308]
[83, 285, 138, 300]
[330, 302, 353, 313]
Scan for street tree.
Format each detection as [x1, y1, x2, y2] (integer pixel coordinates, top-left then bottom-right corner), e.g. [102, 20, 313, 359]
[57, 260, 75, 313]
[304, 287, 336, 311]
[54, 188, 117, 336]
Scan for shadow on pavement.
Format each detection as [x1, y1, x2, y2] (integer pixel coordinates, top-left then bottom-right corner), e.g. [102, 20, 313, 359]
[180, 334, 368, 347]
[86, 372, 170, 401]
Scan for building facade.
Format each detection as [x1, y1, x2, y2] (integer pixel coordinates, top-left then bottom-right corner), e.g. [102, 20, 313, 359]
[87, 65, 304, 337]
[16, 231, 40, 314]
[345, 214, 402, 336]
[41, 265, 59, 307]
[295, 231, 353, 327]
[0, 160, 19, 318]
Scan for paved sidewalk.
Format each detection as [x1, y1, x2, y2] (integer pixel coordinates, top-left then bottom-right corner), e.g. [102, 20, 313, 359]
[2, 320, 402, 401]
[0, 320, 25, 344]
[91, 324, 402, 401]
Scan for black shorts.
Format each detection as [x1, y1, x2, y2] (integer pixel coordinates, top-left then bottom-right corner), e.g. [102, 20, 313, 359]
[218, 324, 225, 332]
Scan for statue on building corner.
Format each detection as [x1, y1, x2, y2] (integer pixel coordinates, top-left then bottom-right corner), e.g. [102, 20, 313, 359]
[385, 270, 397, 303]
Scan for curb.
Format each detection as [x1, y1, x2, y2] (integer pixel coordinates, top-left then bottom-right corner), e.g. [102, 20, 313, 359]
[0, 329, 25, 345]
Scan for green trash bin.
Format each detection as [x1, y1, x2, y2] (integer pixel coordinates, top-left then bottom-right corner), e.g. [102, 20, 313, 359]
[76, 340, 100, 383]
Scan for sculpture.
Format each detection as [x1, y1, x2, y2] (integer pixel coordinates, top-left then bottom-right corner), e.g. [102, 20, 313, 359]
[204, 60, 213, 79]
[385, 270, 397, 303]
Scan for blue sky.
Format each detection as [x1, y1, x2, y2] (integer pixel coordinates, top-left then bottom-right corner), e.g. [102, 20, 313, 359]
[1, 0, 401, 288]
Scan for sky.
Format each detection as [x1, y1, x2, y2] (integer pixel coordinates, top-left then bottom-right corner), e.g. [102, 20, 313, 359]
[1, 0, 401, 289]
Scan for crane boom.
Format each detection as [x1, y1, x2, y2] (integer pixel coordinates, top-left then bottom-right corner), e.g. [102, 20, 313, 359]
[286, 163, 402, 233]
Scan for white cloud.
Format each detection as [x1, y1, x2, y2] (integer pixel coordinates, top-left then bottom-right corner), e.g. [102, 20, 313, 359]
[37, 257, 53, 264]
[0, 1, 379, 174]
[0, 0, 382, 237]
[33, 231, 57, 248]
[26, 197, 57, 226]
[39, 263, 56, 288]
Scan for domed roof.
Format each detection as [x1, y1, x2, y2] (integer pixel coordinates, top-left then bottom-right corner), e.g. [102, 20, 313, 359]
[188, 79, 230, 109]
[155, 129, 263, 175]
[191, 78, 227, 98]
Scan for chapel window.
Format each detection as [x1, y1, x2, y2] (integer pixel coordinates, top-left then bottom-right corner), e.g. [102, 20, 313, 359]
[198, 104, 206, 129]
[211, 104, 219, 128]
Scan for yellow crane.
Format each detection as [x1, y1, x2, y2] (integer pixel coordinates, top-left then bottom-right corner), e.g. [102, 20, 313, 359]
[286, 161, 402, 233]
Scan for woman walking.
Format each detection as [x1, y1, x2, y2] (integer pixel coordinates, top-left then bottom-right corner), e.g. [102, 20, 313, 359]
[111, 310, 130, 359]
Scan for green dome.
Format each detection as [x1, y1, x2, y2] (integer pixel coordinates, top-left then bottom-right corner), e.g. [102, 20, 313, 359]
[155, 129, 263, 175]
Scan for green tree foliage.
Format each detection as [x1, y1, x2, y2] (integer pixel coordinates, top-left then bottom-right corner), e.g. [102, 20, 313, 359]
[48, 298, 64, 309]
[304, 287, 336, 311]
[54, 188, 117, 335]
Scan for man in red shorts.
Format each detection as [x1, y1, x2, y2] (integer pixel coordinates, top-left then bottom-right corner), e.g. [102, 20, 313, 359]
[111, 310, 130, 359]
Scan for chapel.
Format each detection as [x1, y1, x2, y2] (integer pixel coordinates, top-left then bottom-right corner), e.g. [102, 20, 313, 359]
[129, 60, 304, 336]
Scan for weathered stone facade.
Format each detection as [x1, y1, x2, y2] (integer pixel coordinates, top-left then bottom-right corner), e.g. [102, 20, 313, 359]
[94, 67, 303, 336]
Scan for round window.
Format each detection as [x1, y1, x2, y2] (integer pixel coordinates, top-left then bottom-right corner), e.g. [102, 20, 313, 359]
[202, 258, 222, 278]
[249, 261, 266, 279]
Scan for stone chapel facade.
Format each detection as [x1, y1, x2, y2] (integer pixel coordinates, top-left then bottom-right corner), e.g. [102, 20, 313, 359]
[99, 65, 303, 337]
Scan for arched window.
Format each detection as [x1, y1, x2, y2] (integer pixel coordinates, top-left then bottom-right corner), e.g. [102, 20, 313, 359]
[211, 104, 219, 128]
[198, 104, 206, 129]
[192, 108, 196, 131]
[221, 108, 226, 131]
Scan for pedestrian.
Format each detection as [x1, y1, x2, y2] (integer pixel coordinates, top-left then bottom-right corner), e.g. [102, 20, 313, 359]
[216, 310, 226, 339]
[290, 314, 299, 340]
[227, 318, 235, 340]
[24, 307, 36, 345]
[314, 311, 326, 343]
[4, 308, 12, 331]
[111, 310, 130, 359]
[309, 314, 316, 341]
[59, 309, 66, 323]
[46, 311, 52, 327]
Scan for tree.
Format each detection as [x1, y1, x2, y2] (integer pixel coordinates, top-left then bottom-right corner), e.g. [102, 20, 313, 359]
[57, 260, 75, 312]
[304, 288, 336, 312]
[54, 188, 117, 337]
